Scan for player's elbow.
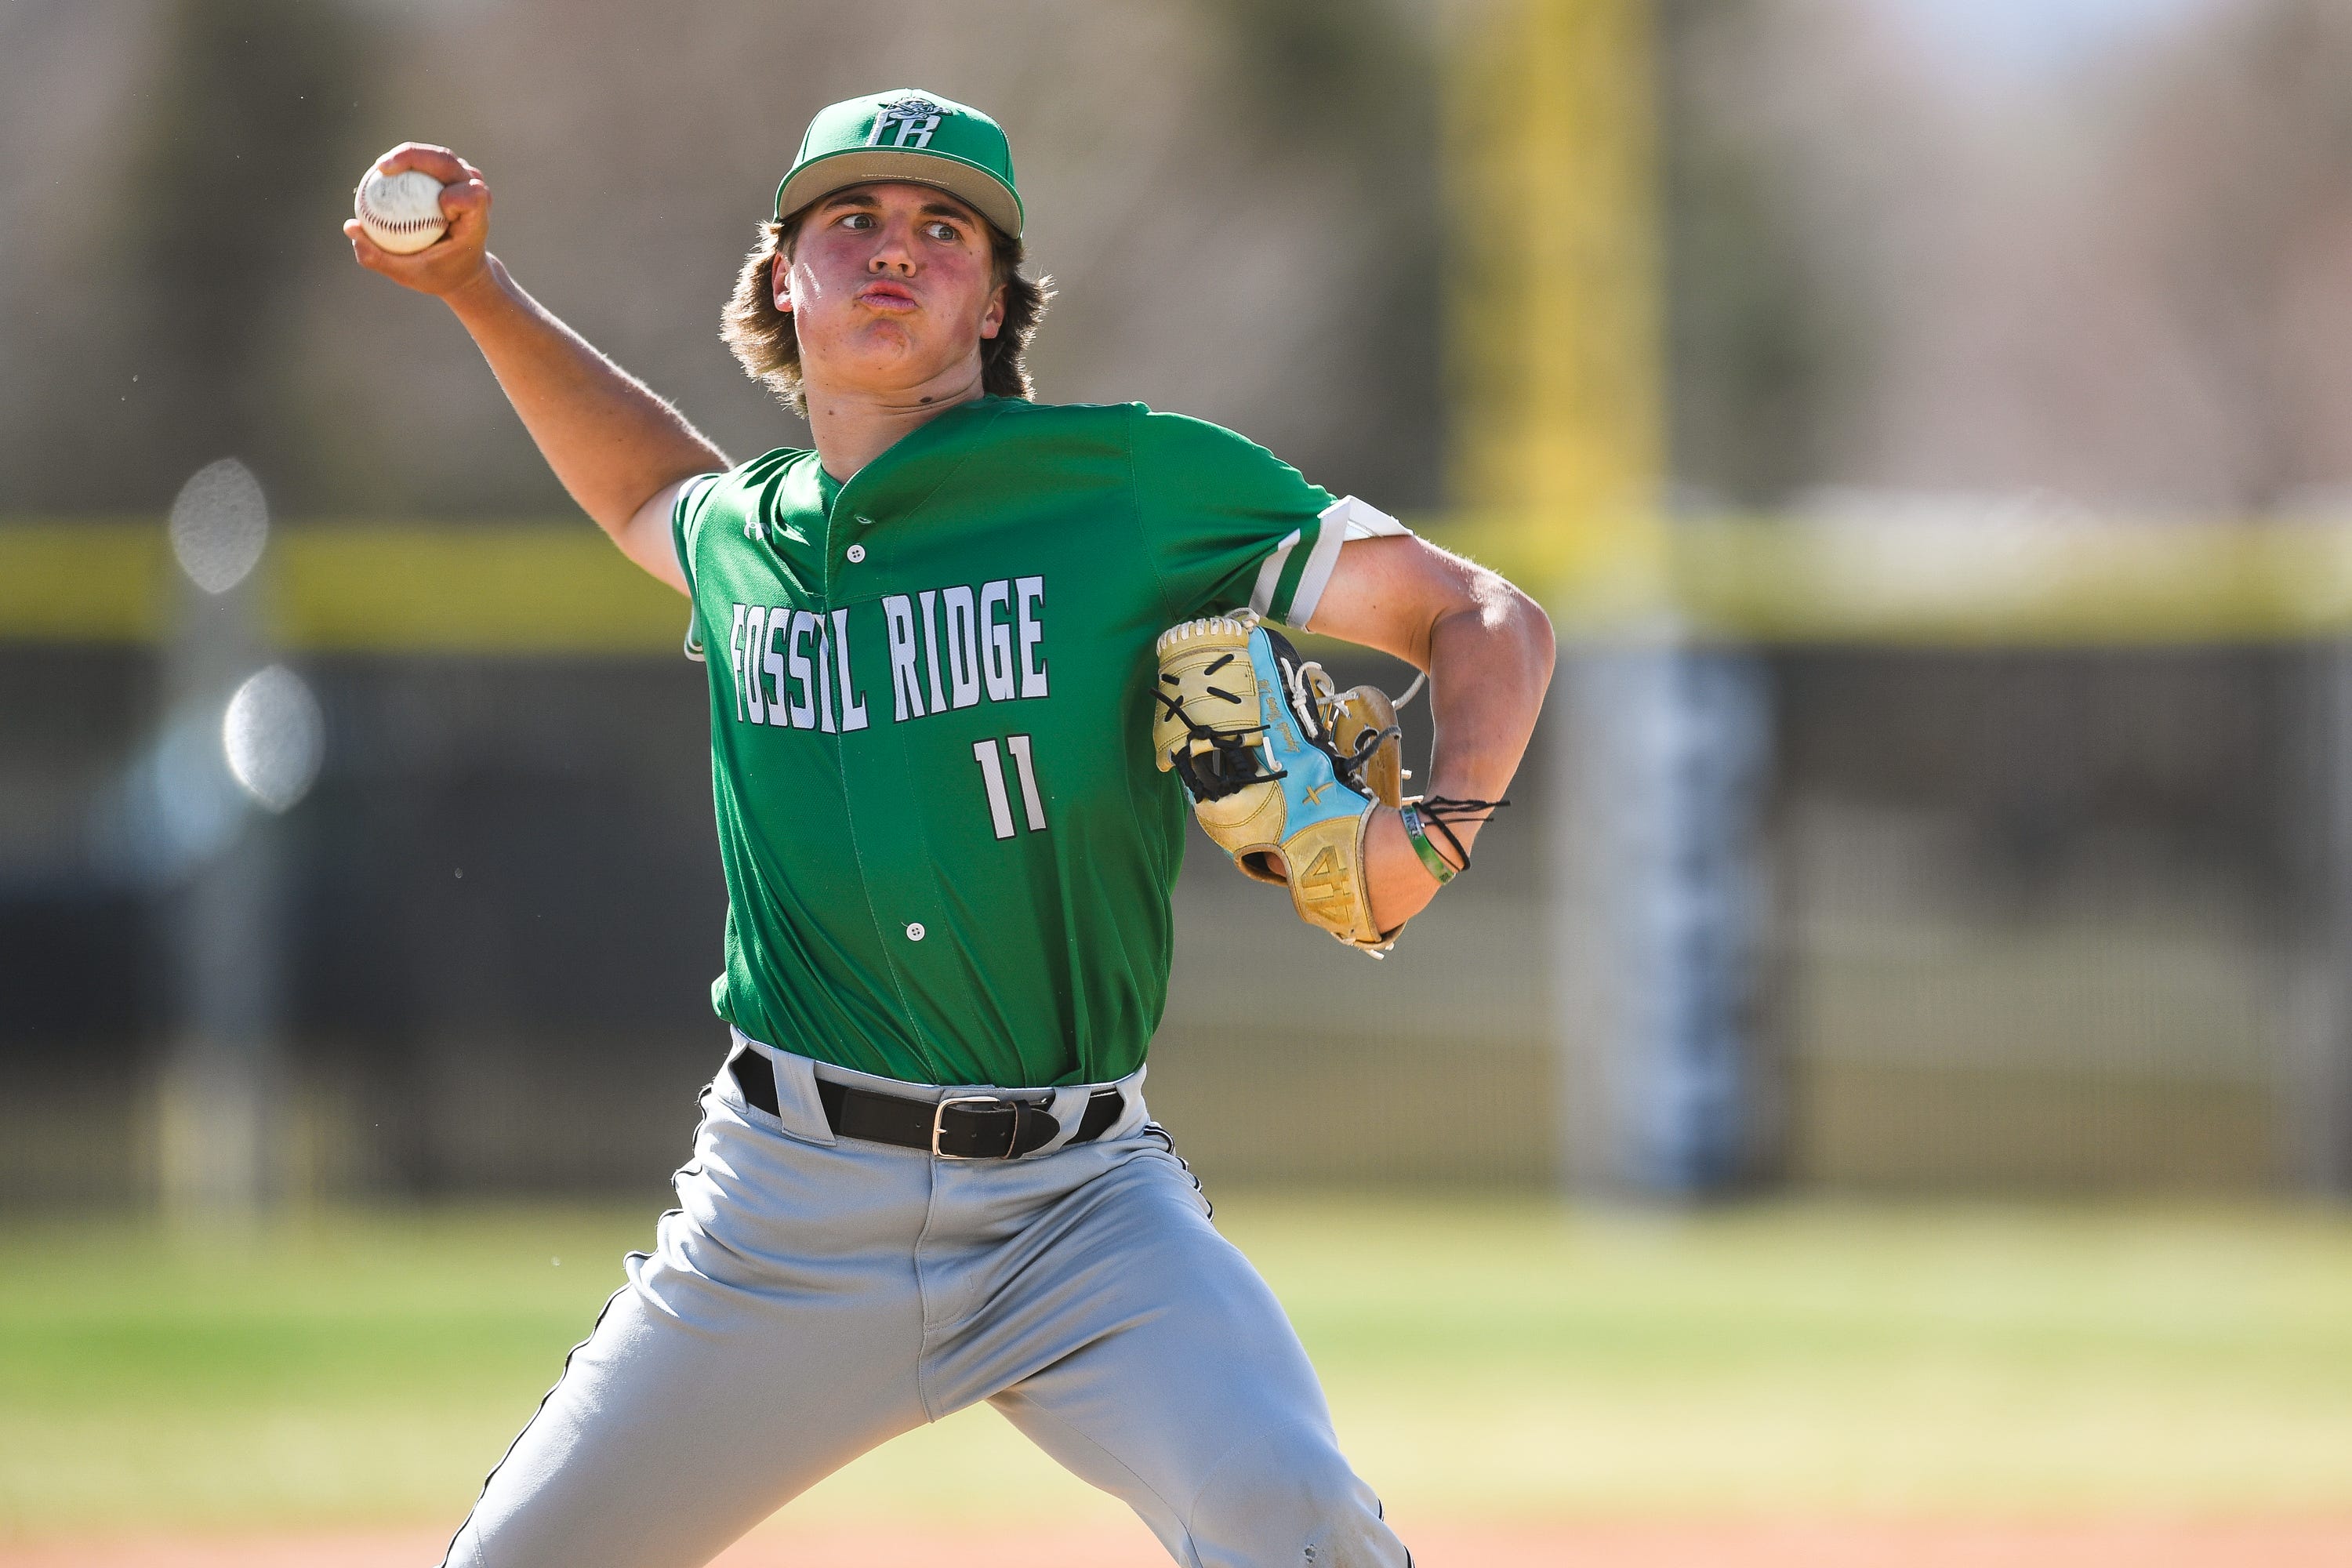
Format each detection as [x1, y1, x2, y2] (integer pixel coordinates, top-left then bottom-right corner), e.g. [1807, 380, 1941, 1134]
[1505, 578, 1556, 685]
[1446, 566, 1554, 687]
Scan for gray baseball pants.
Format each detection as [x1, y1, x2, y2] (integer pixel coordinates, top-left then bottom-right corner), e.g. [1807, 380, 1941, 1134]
[441, 1035, 1410, 1568]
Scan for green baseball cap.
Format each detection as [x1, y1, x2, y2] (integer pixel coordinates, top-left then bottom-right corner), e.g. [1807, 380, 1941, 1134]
[774, 89, 1023, 238]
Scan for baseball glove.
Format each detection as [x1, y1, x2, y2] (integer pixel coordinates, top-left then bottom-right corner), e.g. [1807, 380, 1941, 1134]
[1152, 611, 1409, 954]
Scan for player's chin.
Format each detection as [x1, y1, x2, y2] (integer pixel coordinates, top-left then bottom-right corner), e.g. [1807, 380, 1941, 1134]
[827, 317, 916, 353]
[851, 327, 964, 376]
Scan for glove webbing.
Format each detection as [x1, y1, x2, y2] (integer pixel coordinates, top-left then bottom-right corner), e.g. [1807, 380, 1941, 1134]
[1154, 654, 1286, 803]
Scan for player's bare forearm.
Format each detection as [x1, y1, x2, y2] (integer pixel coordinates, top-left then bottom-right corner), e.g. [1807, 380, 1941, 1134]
[345, 143, 724, 593]
[1308, 535, 1555, 928]
[441, 260, 724, 588]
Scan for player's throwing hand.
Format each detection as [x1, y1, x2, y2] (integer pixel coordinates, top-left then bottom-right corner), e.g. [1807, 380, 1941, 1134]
[343, 143, 492, 298]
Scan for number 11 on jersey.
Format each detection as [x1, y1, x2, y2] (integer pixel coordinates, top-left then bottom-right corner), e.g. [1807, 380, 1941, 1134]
[972, 735, 1047, 839]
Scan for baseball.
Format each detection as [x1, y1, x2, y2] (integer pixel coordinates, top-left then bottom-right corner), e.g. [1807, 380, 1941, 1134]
[354, 167, 448, 254]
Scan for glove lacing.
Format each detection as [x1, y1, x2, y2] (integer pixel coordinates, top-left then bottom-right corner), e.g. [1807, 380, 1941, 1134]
[1153, 650, 1287, 803]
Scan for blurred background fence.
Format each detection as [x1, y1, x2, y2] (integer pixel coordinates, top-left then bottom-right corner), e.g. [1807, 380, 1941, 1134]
[9, 0, 2352, 1207]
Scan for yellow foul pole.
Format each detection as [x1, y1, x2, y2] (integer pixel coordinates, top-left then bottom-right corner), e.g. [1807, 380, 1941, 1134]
[1447, 0, 1664, 613]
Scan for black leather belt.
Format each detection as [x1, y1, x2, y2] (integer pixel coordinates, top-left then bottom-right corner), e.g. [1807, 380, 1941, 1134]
[727, 1046, 1125, 1160]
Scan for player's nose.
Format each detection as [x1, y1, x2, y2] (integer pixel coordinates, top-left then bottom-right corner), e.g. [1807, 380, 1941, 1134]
[868, 223, 919, 273]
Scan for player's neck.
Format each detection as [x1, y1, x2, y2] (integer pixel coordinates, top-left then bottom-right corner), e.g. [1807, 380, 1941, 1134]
[803, 362, 989, 482]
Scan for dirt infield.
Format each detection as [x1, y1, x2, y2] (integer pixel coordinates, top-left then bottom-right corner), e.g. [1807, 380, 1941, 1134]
[9, 1519, 2352, 1566]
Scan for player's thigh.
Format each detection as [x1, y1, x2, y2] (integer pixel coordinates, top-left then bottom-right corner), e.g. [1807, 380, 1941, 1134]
[445, 1154, 929, 1568]
[980, 1149, 1406, 1568]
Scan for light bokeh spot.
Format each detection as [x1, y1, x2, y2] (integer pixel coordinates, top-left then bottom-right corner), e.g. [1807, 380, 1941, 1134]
[169, 458, 270, 593]
[221, 665, 325, 812]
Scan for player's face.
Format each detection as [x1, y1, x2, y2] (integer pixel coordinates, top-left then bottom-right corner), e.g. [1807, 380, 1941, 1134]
[777, 183, 1007, 400]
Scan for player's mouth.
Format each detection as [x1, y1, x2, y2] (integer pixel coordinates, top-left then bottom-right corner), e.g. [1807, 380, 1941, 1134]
[856, 281, 920, 310]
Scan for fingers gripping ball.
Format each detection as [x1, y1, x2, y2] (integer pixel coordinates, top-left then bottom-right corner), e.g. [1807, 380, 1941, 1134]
[354, 168, 448, 254]
[1152, 612, 1407, 955]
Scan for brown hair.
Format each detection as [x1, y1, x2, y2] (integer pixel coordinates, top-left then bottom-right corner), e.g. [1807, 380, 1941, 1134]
[720, 204, 1051, 416]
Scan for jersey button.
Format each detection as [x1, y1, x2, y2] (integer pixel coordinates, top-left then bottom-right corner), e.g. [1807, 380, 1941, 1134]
[845, 543, 867, 564]
[905, 921, 926, 942]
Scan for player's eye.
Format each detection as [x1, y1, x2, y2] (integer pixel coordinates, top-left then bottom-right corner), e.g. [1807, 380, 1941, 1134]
[924, 221, 961, 243]
[839, 212, 875, 230]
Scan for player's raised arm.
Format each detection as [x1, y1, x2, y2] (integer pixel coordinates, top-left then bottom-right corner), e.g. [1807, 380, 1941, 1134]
[1305, 535, 1556, 931]
[343, 143, 726, 594]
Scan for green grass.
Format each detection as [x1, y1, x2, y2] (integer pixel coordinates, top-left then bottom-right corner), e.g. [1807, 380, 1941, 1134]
[3, 1198, 2351, 1537]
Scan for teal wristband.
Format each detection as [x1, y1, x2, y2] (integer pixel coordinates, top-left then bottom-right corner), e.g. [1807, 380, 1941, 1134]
[1399, 803, 1458, 885]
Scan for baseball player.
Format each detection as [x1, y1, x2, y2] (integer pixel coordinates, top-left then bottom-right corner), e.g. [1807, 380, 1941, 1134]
[346, 89, 1552, 1568]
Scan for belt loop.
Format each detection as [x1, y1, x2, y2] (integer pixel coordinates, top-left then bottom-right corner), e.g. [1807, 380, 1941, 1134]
[731, 1031, 838, 1145]
[1024, 1084, 1094, 1157]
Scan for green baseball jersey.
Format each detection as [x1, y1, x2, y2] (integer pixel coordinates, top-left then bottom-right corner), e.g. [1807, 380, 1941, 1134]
[670, 396, 1403, 1089]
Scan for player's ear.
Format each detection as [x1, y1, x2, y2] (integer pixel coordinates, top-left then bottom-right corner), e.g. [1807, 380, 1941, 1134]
[979, 281, 1005, 341]
[771, 250, 793, 314]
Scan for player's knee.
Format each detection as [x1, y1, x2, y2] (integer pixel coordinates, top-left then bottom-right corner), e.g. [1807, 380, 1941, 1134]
[1187, 1422, 1408, 1568]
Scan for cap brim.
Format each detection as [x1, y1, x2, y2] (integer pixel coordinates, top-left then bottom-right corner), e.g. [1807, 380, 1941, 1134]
[775, 147, 1022, 238]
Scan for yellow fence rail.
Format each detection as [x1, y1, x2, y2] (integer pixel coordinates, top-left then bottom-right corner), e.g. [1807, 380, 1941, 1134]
[0, 519, 686, 655]
[12, 514, 2352, 652]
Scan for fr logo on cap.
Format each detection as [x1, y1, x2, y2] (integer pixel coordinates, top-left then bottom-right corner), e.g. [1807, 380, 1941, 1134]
[867, 96, 946, 147]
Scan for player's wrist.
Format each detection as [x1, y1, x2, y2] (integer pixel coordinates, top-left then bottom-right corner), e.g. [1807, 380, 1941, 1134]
[1397, 801, 1465, 884]
[438, 253, 510, 313]
[1401, 783, 1508, 880]
[1360, 808, 1437, 932]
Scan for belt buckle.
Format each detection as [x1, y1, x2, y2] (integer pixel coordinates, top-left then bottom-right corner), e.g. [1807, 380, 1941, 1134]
[932, 1094, 1009, 1159]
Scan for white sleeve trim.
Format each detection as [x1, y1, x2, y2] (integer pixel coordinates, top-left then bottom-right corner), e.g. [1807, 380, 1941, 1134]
[1290, 495, 1412, 630]
[670, 473, 724, 664]
[1247, 528, 1302, 619]
[672, 472, 723, 588]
